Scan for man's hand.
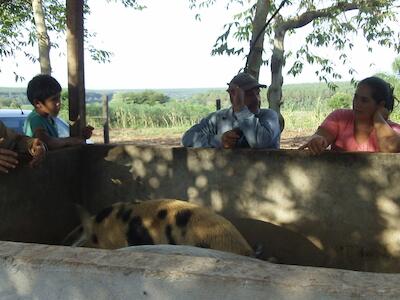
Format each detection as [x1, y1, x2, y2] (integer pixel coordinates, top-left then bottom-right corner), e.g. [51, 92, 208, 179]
[82, 125, 94, 140]
[29, 138, 46, 168]
[298, 134, 329, 155]
[0, 138, 18, 173]
[221, 129, 241, 149]
[229, 84, 245, 112]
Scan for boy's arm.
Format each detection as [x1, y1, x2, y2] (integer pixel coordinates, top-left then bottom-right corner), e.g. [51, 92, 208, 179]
[25, 115, 93, 150]
[181, 113, 221, 148]
[33, 127, 85, 150]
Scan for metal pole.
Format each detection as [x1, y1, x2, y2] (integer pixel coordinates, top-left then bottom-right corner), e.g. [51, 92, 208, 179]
[216, 98, 221, 111]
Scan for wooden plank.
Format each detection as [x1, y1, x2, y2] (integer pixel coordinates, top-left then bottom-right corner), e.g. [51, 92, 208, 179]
[102, 95, 110, 144]
[66, 0, 86, 137]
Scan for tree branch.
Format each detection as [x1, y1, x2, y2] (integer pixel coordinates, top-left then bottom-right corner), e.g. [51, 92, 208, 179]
[279, 2, 360, 32]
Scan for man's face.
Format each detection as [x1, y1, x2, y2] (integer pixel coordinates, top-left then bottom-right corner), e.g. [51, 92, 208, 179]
[244, 88, 261, 113]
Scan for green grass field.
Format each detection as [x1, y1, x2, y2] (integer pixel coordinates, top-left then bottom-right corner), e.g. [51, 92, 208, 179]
[2, 77, 399, 136]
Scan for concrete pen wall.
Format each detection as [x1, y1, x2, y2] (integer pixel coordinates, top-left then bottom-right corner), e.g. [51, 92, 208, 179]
[1, 144, 400, 273]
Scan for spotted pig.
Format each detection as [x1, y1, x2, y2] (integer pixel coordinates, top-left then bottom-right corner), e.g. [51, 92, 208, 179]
[68, 199, 254, 257]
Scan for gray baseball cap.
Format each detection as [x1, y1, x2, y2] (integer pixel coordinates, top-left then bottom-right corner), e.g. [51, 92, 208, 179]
[228, 72, 267, 91]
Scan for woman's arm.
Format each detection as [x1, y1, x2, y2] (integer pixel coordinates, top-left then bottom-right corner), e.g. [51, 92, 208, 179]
[373, 108, 400, 153]
[298, 109, 343, 155]
[299, 127, 336, 155]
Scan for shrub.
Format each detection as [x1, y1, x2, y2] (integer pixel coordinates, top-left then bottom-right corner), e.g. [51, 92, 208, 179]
[327, 92, 352, 110]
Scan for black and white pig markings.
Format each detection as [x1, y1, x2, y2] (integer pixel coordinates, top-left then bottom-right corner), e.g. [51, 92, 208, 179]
[68, 199, 255, 257]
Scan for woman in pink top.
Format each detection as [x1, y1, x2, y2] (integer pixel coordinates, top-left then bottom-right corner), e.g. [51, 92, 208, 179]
[300, 77, 400, 154]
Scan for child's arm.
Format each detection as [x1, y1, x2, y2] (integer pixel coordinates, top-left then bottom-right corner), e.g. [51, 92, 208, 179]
[34, 128, 84, 149]
[33, 125, 93, 150]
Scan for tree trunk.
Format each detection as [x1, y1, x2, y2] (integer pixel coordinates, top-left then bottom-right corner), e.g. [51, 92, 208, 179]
[246, 0, 270, 80]
[32, 0, 51, 74]
[267, 27, 286, 130]
[66, 0, 86, 137]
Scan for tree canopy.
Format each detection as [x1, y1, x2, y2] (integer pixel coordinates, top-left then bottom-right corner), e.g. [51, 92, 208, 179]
[393, 56, 400, 75]
[190, 0, 400, 116]
[0, 0, 145, 80]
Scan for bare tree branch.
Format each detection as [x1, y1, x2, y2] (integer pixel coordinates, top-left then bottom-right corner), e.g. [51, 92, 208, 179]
[279, 2, 360, 32]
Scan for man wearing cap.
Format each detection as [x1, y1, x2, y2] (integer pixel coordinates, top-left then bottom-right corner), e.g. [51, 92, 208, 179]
[182, 72, 280, 149]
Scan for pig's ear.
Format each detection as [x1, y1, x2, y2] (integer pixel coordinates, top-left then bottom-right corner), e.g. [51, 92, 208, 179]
[75, 204, 93, 236]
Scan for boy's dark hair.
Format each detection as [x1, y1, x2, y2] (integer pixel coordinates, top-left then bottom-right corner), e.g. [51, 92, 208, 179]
[358, 76, 397, 112]
[27, 74, 62, 105]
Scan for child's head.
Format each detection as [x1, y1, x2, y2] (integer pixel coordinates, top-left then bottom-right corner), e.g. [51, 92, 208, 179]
[27, 74, 62, 117]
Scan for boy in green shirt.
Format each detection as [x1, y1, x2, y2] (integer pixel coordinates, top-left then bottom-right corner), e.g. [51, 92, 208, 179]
[23, 74, 93, 150]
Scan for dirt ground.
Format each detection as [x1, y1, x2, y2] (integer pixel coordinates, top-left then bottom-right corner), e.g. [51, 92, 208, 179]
[91, 129, 313, 149]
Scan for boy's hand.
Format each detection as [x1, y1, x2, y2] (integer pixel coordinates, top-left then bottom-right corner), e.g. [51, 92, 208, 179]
[0, 138, 18, 173]
[82, 125, 94, 140]
[29, 138, 46, 168]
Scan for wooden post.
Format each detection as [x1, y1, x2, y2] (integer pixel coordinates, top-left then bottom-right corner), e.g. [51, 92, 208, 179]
[66, 0, 85, 137]
[216, 98, 221, 111]
[102, 95, 110, 144]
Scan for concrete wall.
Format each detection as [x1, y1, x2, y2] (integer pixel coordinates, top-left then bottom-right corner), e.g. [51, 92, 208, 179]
[0, 147, 82, 245]
[81, 145, 400, 272]
[1, 241, 399, 300]
[1, 144, 400, 273]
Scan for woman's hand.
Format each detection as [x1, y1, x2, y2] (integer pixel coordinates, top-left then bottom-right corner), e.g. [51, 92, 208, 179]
[298, 134, 329, 155]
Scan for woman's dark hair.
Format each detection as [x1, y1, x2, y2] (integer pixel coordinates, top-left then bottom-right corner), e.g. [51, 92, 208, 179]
[26, 74, 62, 105]
[358, 76, 396, 112]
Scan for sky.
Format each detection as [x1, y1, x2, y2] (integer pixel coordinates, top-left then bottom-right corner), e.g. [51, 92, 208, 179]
[0, 0, 398, 89]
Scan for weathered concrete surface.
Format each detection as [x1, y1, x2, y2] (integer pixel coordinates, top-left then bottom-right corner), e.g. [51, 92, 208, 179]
[0, 147, 82, 245]
[0, 241, 399, 300]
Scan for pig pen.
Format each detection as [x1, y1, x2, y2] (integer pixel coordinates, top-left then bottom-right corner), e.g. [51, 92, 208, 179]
[0, 145, 399, 299]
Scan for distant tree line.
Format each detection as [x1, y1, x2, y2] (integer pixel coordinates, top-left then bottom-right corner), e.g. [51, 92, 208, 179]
[112, 90, 170, 105]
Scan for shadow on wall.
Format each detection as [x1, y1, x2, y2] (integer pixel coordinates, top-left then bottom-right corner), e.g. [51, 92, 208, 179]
[81, 145, 400, 273]
[0, 147, 82, 245]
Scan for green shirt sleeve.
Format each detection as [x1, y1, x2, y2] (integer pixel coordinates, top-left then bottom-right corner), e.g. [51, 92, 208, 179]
[24, 112, 44, 137]
[24, 111, 59, 138]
